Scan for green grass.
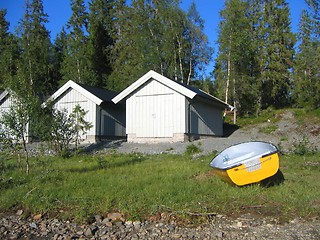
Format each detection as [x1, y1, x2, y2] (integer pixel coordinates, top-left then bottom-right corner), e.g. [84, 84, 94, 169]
[258, 124, 278, 134]
[1, 152, 320, 223]
[234, 108, 280, 127]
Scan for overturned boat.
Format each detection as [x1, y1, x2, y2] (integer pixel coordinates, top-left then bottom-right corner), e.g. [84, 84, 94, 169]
[210, 141, 279, 186]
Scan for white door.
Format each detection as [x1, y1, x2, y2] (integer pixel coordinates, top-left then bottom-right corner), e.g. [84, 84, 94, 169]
[136, 94, 173, 138]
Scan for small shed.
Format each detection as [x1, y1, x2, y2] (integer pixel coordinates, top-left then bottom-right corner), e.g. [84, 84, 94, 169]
[0, 90, 32, 143]
[112, 70, 232, 143]
[48, 80, 126, 143]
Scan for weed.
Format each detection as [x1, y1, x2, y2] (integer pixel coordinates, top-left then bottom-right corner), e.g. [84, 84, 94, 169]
[185, 143, 202, 155]
[292, 136, 317, 155]
[165, 147, 174, 152]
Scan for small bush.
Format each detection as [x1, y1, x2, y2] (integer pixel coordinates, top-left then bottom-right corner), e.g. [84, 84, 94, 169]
[185, 143, 202, 155]
[292, 136, 317, 155]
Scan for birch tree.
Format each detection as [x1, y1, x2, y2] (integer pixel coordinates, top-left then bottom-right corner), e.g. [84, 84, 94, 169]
[15, 0, 52, 97]
[61, 0, 95, 84]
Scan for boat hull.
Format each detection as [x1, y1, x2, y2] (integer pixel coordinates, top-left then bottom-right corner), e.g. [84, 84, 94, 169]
[210, 142, 279, 186]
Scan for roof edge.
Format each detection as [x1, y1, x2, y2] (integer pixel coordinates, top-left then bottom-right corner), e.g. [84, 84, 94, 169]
[112, 70, 196, 103]
[0, 89, 9, 102]
[47, 80, 103, 106]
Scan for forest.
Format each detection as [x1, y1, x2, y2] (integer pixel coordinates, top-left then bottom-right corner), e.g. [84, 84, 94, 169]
[0, 0, 319, 116]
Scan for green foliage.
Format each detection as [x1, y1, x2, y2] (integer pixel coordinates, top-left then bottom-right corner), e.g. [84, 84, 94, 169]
[0, 92, 38, 174]
[215, 0, 295, 115]
[70, 105, 93, 149]
[61, 0, 95, 85]
[15, 0, 53, 96]
[0, 10, 20, 92]
[291, 136, 317, 155]
[108, 0, 213, 90]
[185, 143, 202, 155]
[236, 107, 280, 127]
[258, 124, 278, 134]
[294, 1, 320, 109]
[47, 105, 93, 155]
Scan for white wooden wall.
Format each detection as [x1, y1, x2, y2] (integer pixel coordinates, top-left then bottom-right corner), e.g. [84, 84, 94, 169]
[0, 95, 13, 131]
[0, 95, 31, 142]
[54, 88, 96, 137]
[126, 79, 186, 138]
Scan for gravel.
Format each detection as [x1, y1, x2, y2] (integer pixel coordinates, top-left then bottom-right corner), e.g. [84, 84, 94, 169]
[1, 211, 320, 239]
[85, 111, 319, 155]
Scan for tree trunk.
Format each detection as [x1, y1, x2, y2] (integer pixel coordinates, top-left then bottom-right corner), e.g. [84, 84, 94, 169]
[187, 45, 194, 85]
[225, 50, 231, 104]
[176, 35, 184, 83]
[22, 139, 29, 175]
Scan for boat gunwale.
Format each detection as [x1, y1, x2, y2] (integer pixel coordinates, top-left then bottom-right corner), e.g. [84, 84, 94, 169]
[210, 141, 279, 170]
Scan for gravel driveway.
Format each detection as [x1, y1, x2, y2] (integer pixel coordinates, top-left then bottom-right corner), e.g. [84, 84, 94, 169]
[86, 111, 319, 155]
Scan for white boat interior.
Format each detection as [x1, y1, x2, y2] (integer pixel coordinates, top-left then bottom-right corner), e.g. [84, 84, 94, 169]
[210, 141, 278, 170]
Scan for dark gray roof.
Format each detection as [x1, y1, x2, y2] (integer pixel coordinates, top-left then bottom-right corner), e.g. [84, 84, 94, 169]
[174, 80, 230, 109]
[77, 83, 119, 103]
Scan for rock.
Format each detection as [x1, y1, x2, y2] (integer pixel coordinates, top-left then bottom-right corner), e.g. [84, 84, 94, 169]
[84, 227, 93, 238]
[125, 221, 133, 228]
[29, 222, 37, 229]
[33, 213, 42, 220]
[133, 221, 141, 230]
[107, 212, 124, 222]
[236, 221, 243, 228]
[16, 210, 23, 216]
[172, 233, 181, 239]
[95, 214, 103, 223]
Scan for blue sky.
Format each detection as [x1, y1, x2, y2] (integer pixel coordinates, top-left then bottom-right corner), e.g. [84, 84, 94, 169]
[1, 0, 307, 75]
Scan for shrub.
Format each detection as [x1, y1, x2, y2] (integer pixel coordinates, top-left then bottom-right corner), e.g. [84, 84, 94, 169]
[185, 143, 202, 155]
[292, 136, 317, 155]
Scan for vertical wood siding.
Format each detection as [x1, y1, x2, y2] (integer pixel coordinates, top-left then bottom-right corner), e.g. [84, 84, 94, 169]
[126, 79, 186, 137]
[54, 88, 96, 137]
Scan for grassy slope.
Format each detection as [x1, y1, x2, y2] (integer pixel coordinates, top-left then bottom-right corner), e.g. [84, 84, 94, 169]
[1, 152, 319, 223]
[0, 108, 319, 223]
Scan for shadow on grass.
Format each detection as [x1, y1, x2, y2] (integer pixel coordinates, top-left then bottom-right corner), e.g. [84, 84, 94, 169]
[97, 155, 147, 169]
[83, 139, 126, 154]
[66, 154, 147, 173]
[260, 169, 285, 187]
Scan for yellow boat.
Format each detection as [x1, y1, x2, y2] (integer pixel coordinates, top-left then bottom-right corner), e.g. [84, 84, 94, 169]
[210, 141, 279, 186]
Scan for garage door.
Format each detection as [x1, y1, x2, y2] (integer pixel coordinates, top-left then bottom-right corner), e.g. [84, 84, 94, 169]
[136, 94, 173, 138]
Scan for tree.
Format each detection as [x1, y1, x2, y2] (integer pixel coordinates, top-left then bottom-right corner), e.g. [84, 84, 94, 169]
[109, 0, 212, 90]
[52, 28, 67, 90]
[259, 0, 295, 108]
[47, 105, 92, 154]
[0, 9, 19, 92]
[61, 0, 95, 85]
[15, 0, 53, 97]
[214, 0, 295, 115]
[0, 92, 38, 174]
[214, 0, 255, 114]
[69, 104, 93, 149]
[185, 2, 213, 85]
[87, 0, 114, 87]
[294, 0, 320, 109]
